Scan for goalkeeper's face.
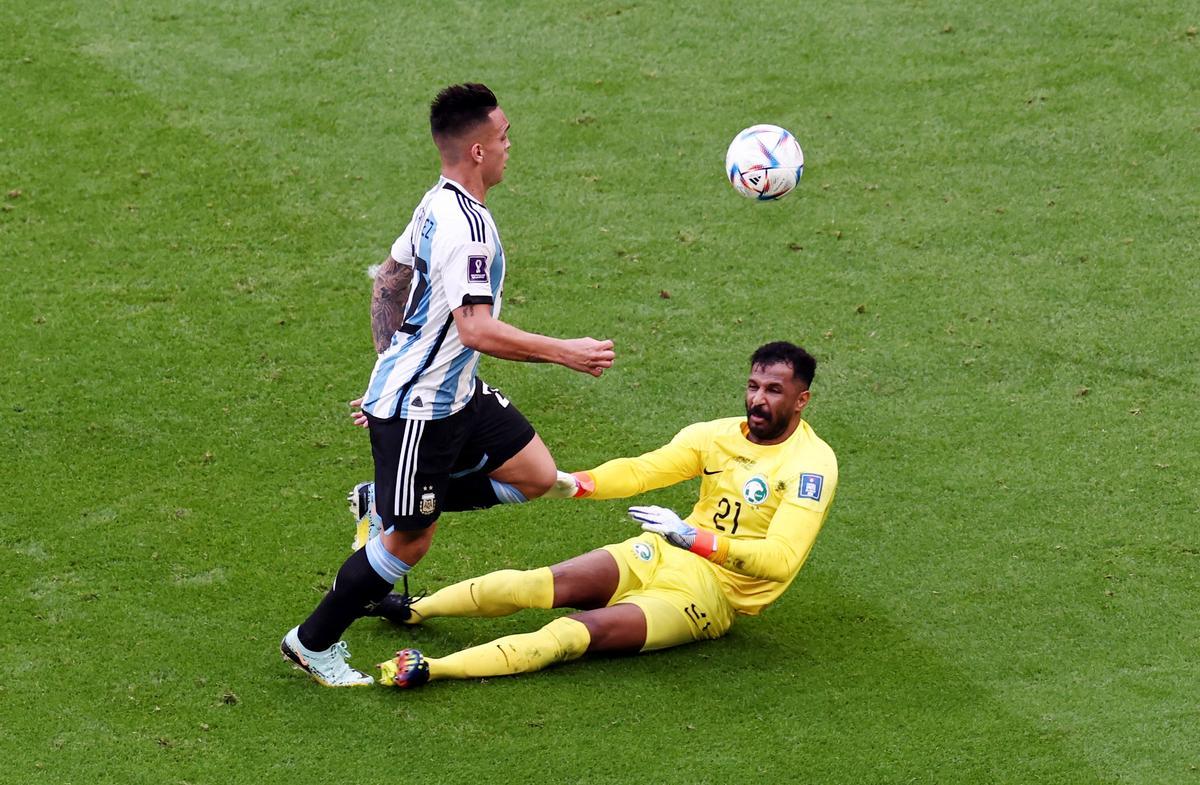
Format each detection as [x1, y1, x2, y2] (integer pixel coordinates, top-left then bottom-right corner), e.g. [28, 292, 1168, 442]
[745, 362, 810, 444]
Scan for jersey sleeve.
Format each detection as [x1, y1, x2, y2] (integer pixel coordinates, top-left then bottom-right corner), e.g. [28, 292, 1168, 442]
[389, 219, 417, 268]
[581, 423, 708, 499]
[438, 238, 495, 309]
[714, 503, 828, 582]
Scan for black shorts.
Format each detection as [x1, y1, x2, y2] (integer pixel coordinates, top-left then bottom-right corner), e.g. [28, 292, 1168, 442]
[366, 378, 536, 531]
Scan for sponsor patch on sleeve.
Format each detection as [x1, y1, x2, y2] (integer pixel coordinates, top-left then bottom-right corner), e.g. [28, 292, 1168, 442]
[798, 473, 824, 501]
[467, 255, 489, 284]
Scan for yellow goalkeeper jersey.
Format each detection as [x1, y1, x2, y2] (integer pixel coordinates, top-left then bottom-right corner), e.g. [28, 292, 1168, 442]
[583, 416, 837, 616]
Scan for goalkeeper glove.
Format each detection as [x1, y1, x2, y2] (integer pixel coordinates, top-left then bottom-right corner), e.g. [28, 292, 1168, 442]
[627, 505, 724, 561]
[542, 470, 595, 499]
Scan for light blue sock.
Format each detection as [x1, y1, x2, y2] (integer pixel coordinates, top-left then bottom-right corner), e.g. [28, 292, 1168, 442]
[365, 535, 412, 584]
[489, 478, 528, 505]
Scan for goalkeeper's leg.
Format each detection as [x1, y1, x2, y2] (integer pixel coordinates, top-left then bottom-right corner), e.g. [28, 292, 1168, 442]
[405, 549, 623, 623]
[383, 604, 647, 683]
[407, 567, 555, 622]
[420, 616, 592, 680]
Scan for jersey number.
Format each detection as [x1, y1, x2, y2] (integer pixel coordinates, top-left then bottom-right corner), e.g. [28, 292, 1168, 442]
[684, 603, 712, 632]
[713, 497, 741, 534]
[481, 382, 510, 408]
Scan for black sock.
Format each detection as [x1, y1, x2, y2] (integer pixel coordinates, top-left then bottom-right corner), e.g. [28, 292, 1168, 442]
[442, 471, 502, 511]
[298, 547, 393, 651]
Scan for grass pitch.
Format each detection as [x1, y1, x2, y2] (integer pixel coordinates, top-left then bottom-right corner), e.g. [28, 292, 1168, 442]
[2, 1, 1198, 783]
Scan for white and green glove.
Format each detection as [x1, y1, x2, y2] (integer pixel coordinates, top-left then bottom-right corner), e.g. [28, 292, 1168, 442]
[627, 505, 723, 560]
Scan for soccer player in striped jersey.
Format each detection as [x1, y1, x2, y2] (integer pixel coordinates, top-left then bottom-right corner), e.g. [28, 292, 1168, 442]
[373, 342, 838, 688]
[281, 83, 615, 687]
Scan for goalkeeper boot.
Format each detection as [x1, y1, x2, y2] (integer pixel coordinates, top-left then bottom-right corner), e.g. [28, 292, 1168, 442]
[364, 576, 424, 626]
[365, 592, 422, 625]
[378, 648, 430, 689]
[348, 481, 381, 552]
[280, 626, 373, 688]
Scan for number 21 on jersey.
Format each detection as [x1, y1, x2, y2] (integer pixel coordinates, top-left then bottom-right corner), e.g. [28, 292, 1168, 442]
[713, 498, 741, 534]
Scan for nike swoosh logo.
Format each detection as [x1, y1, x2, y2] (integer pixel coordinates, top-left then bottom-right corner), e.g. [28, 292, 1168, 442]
[702, 468, 722, 475]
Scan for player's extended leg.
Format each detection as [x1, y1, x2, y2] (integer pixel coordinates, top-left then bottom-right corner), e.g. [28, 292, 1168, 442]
[357, 439, 560, 624]
[378, 551, 661, 687]
[486, 433, 556, 500]
[379, 539, 736, 687]
[435, 434, 556, 512]
[351, 416, 554, 526]
[285, 403, 445, 686]
[292, 526, 435, 646]
[281, 525, 436, 687]
[400, 548, 620, 624]
[435, 380, 556, 510]
[429, 603, 648, 679]
[379, 603, 648, 686]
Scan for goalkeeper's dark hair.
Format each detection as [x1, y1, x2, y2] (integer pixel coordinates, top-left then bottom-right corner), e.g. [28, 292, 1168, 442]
[751, 342, 816, 388]
[430, 83, 499, 140]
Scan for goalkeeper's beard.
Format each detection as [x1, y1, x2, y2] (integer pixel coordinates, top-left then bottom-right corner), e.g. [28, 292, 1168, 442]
[746, 404, 786, 441]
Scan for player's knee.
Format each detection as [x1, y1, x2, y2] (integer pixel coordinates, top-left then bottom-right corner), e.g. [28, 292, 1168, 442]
[521, 466, 557, 500]
[478, 568, 552, 612]
[381, 524, 437, 565]
[479, 569, 525, 605]
[542, 617, 591, 661]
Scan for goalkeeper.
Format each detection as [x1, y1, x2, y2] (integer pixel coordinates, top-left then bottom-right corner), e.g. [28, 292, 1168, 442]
[373, 341, 839, 688]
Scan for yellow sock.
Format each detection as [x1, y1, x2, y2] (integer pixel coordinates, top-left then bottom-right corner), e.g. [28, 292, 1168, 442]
[427, 617, 591, 680]
[409, 567, 554, 621]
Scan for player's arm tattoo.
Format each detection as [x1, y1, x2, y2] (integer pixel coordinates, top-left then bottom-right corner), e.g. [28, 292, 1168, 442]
[371, 257, 413, 353]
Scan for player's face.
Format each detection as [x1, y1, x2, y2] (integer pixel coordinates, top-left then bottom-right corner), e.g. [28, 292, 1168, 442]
[744, 362, 810, 444]
[479, 107, 511, 188]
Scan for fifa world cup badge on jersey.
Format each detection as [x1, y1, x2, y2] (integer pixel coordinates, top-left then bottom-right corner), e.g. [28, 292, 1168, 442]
[798, 473, 824, 501]
[742, 475, 769, 505]
[419, 492, 437, 516]
[467, 255, 488, 283]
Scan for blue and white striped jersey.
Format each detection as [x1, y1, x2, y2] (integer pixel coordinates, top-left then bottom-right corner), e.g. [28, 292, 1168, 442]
[362, 177, 505, 420]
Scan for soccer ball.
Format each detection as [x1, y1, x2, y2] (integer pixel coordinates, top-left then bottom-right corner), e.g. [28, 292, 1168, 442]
[725, 124, 804, 200]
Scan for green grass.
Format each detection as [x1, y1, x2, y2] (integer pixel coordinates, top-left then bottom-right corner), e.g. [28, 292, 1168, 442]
[3, 1, 1199, 783]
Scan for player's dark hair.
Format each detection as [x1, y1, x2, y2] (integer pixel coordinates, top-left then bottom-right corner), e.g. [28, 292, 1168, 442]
[751, 342, 816, 387]
[430, 83, 499, 140]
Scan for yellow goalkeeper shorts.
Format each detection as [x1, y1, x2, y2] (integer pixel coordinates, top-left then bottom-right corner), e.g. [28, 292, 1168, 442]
[602, 533, 735, 651]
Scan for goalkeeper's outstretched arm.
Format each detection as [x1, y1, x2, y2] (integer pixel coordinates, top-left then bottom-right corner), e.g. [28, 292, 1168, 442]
[548, 449, 700, 500]
[545, 427, 705, 500]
